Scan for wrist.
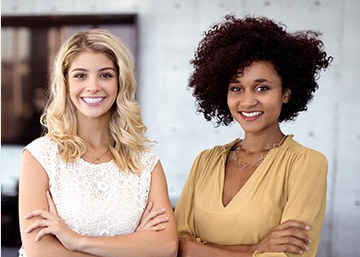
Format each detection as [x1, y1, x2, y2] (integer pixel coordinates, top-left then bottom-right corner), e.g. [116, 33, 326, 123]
[248, 244, 259, 253]
[76, 235, 90, 252]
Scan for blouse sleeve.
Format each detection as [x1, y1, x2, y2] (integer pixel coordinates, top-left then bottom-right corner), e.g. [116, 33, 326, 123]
[174, 152, 204, 238]
[254, 149, 328, 257]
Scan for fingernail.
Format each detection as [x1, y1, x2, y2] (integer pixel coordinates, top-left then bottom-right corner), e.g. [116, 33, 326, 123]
[305, 225, 310, 230]
[299, 251, 303, 254]
[304, 246, 309, 251]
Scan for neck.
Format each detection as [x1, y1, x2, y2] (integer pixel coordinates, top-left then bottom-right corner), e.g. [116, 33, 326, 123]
[77, 120, 110, 148]
[241, 131, 286, 153]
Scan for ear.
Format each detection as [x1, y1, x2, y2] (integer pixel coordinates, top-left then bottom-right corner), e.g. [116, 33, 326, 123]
[282, 89, 291, 103]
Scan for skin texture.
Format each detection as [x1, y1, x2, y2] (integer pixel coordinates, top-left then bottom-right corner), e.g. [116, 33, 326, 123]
[19, 43, 178, 256]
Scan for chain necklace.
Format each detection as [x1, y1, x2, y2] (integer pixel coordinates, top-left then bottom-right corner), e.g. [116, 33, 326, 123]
[87, 148, 110, 164]
[231, 135, 287, 171]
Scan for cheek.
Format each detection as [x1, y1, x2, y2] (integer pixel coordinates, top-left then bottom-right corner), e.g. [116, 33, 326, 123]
[227, 95, 238, 111]
[68, 85, 81, 104]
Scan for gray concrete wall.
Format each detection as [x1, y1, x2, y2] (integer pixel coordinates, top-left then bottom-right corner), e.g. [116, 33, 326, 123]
[2, 0, 359, 256]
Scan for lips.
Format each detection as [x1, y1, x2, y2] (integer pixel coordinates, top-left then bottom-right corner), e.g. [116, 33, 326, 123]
[82, 97, 105, 104]
[240, 111, 263, 120]
[241, 111, 263, 117]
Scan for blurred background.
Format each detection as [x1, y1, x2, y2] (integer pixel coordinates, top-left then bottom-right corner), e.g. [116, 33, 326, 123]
[1, 0, 359, 256]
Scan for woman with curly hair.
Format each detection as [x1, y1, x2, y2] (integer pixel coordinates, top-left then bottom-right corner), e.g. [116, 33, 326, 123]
[175, 15, 332, 257]
[18, 29, 177, 257]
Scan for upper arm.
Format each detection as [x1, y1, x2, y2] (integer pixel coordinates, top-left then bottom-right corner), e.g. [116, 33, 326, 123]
[19, 149, 50, 239]
[18, 149, 53, 256]
[147, 161, 178, 238]
[19, 150, 98, 257]
[280, 151, 328, 257]
[174, 153, 203, 237]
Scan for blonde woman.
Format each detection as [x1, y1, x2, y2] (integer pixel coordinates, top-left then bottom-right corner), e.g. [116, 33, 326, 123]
[18, 29, 178, 257]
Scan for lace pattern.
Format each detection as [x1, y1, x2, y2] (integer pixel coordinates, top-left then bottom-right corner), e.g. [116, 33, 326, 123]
[18, 136, 158, 256]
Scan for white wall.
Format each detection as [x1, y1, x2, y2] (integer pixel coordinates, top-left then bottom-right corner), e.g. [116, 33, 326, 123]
[2, 0, 360, 256]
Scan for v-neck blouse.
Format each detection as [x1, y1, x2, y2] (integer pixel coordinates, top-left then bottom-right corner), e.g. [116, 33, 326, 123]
[174, 135, 327, 257]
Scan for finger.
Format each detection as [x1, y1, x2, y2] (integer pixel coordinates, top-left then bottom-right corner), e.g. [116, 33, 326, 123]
[25, 219, 51, 233]
[138, 202, 154, 224]
[147, 208, 167, 220]
[140, 208, 166, 226]
[46, 191, 57, 215]
[138, 216, 169, 231]
[277, 220, 310, 231]
[144, 216, 170, 229]
[35, 227, 53, 242]
[149, 224, 166, 231]
[145, 201, 154, 214]
[273, 227, 311, 244]
[25, 209, 54, 220]
[270, 236, 310, 253]
[280, 243, 309, 255]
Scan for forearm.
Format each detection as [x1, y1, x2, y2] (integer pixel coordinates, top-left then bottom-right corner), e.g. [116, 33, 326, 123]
[78, 230, 177, 257]
[207, 243, 255, 253]
[22, 234, 99, 257]
[179, 236, 254, 257]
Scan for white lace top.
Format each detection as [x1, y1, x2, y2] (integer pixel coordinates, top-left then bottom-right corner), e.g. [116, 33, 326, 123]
[19, 136, 158, 257]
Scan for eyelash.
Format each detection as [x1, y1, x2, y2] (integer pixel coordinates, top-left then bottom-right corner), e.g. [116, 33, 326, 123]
[73, 73, 114, 79]
[228, 85, 270, 93]
[100, 73, 114, 78]
[256, 85, 269, 92]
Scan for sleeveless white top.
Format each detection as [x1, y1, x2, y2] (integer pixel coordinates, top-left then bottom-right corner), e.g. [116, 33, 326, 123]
[19, 136, 158, 256]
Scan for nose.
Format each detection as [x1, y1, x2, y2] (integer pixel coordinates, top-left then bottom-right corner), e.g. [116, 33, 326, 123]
[86, 77, 100, 93]
[239, 91, 257, 107]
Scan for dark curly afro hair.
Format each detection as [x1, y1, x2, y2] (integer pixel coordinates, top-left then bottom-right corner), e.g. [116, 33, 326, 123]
[188, 15, 333, 126]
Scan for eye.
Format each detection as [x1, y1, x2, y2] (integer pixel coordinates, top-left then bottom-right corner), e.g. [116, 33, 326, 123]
[229, 85, 242, 92]
[73, 73, 86, 79]
[99, 72, 114, 79]
[255, 85, 269, 92]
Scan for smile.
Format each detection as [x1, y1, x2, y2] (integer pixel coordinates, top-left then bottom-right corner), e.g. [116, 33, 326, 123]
[241, 111, 263, 117]
[82, 97, 105, 104]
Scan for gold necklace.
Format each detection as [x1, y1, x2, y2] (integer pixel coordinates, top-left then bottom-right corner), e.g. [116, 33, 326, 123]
[231, 135, 287, 171]
[87, 148, 110, 164]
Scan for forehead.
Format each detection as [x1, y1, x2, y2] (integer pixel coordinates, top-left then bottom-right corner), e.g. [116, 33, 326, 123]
[69, 51, 115, 70]
[232, 61, 280, 81]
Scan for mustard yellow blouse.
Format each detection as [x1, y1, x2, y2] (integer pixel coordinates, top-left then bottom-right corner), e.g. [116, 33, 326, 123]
[174, 135, 327, 257]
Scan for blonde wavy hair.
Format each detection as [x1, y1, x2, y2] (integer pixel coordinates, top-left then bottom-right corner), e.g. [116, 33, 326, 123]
[41, 28, 153, 175]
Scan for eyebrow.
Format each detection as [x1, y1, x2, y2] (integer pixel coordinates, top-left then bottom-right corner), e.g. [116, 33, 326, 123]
[254, 78, 273, 84]
[70, 67, 116, 73]
[230, 77, 273, 84]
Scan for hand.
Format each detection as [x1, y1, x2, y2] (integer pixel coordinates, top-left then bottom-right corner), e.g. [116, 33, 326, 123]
[178, 234, 198, 257]
[252, 220, 311, 255]
[136, 201, 169, 232]
[24, 191, 80, 251]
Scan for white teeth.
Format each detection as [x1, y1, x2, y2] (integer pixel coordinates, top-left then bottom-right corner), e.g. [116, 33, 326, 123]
[242, 111, 262, 117]
[83, 97, 103, 104]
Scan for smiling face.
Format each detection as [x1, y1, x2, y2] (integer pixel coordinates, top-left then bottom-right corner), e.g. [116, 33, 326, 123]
[227, 61, 290, 135]
[67, 51, 118, 122]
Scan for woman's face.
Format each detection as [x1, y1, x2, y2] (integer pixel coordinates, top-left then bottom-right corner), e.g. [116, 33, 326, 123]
[67, 51, 118, 122]
[227, 61, 290, 134]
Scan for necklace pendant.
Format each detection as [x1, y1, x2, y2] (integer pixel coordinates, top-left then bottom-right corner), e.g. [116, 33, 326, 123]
[86, 147, 110, 164]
